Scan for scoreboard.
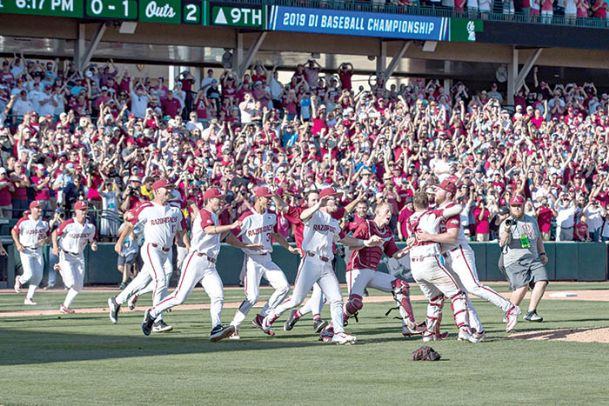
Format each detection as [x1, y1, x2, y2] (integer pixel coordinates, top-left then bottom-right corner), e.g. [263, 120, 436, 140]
[0, 0, 208, 23]
[85, 0, 138, 20]
[0, 0, 84, 18]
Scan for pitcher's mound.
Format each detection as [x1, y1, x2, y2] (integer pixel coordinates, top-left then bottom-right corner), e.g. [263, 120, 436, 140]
[511, 327, 609, 344]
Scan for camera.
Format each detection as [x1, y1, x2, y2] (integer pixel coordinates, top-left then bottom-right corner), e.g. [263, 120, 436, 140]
[505, 218, 516, 226]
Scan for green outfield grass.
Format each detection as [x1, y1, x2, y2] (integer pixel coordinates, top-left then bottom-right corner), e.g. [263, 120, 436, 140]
[1, 284, 609, 405]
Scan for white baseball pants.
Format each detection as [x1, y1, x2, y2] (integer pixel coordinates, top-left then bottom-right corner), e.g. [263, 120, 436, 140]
[410, 255, 470, 332]
[150, 251, 224, 328]
[18, 248, 44, 299]
[58, 251, 86, 308]
[231, 253, 290, 327]
[447, 245, 512, 312]
[268, 255, 345, 334]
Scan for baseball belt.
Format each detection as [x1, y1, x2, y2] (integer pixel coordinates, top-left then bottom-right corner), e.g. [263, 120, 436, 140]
[194, 252, 216, 263]
[150, 243, 171, 252]
[306, 251, 330, 262]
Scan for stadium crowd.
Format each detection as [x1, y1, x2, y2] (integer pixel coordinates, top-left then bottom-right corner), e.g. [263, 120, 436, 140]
[1, 56, 608, 245]
[396, 0, 609, 25]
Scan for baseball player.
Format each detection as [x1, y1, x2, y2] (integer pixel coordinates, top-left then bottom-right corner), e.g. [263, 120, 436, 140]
[122, 190, 185, 311]
[262, 187, 383, 345]
[280, 191, 365, 333]
[407, 191, 479, 343]
[108, 179, 187, 333]
[12, 201, 50, 305]
[416, 179, 521, 336]
[228, 186, 298, 337]
[52, 201, 97, 314]
[343, 202, 423, 336]
[142, 188, 263, 339]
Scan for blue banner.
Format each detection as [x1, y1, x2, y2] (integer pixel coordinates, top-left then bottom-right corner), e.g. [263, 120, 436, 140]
[268, 6, 449, 41]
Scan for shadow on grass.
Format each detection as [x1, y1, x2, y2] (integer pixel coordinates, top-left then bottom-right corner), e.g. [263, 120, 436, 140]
[0, 329, 321, 366]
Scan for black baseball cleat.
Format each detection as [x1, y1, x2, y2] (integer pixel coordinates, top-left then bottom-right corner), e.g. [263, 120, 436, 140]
[141, 309, 155, 336]
[524, 311, 543, 322]
[313, 319, 329, 333]
[284, 310, 300, 331]
[209, 324, 236, 342]
[108, 297, 120, 324]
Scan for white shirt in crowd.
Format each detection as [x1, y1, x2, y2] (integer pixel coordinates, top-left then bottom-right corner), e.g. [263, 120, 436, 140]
[584, 205, 605, 231]
[555, 204, 577, 228]
[130, 91, 149, 118]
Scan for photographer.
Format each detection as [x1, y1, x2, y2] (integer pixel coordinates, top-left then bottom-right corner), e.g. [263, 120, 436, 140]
[120, 177, 142, 212]
[499, 195, 548, 323]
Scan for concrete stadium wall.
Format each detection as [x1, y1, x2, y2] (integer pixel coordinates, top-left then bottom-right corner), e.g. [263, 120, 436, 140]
[1, 242, 607, 288]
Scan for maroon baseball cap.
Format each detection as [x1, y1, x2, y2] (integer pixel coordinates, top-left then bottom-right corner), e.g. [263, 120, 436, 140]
[74, 201, 89, 210]
[255, 186, 273, 198]
[203, 187, 224, 200]
[29, 201, 41, 209]
[438, 179, 457, 194]
[510, 195, 525, 206]
[319, 187, 339, 199]
[152, 179, 174, 191]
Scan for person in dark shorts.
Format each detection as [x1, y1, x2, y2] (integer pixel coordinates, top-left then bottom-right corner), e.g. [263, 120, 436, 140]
[499, 195, 549, 322]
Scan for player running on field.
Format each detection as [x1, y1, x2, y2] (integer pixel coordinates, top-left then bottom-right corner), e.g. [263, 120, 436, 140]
[228, 186, 299, 338]
[141, 188, 263, 340]
[262, 187, 384, 345]
[12, 201, 50, 305]
[280, 190, 366, 333]
[52, 201, 98, 314]
[108, 179, 188, 333]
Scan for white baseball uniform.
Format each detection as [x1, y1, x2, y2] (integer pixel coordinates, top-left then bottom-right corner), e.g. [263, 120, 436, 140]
[436, 201, 512, 333]
[407, 210, 471, 336]
[265, 210, 346, 334]
[130, 195, 184, 299]
[115, 201, 184, 321]
[14, 216, 50, 300]
[230, 210, 289, 329]
[149, 208, 225, 328]
[56, 218, 97, 308]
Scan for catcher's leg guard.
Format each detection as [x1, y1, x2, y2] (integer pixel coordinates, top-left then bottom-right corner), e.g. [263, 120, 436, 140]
[449, 291, 470, 328]
[391, 279, 415, 323]
[343, 294, 363, 322]
[425, 294, 445, 335]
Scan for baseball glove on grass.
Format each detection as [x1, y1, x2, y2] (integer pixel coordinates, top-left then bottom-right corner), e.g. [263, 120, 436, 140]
[411, 346, 441, 361]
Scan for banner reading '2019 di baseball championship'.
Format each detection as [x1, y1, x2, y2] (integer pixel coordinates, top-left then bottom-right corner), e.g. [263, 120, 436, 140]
[267, 6, 449, 41]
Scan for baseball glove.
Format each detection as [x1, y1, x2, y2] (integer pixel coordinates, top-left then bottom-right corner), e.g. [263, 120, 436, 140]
[411, 346, 441, 361]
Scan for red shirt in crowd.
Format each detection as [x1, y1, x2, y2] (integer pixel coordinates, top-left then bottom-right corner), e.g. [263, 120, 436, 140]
[473, 207, 490, 235]
[397, 206, 414, 240]
[537, 206, 554, 233]
[161, 97, 181, 117]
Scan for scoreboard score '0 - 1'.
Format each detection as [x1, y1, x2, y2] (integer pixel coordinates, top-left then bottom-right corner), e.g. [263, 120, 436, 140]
[0, 0, 205, 23]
